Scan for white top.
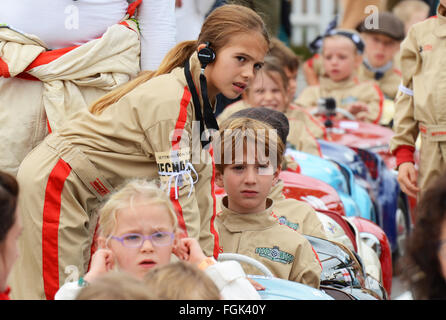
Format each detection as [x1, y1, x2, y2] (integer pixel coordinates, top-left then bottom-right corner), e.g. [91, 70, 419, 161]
[54, 260, 261, 300]
[0, 0, 176, 70]
[175, 0, 215, 43]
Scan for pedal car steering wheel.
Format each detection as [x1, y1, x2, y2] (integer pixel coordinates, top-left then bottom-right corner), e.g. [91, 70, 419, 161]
[217, 253, 274, 277]
[311, 107, 356, 121]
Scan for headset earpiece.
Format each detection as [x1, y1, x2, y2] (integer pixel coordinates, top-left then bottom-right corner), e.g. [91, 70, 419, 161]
[197, 42, 215, 69]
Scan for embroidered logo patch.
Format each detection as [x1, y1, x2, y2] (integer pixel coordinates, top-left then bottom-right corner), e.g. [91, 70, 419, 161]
[255, 246, 294, 264]
[277, 216, 299, 231]
[155, 148, 192, 186]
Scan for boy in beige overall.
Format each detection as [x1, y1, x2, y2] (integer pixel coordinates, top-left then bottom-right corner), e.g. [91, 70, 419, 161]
[391, 2, 446, 199]
[214, 116, 322, 288]
[356, 12, 405, 100]
[226, 107, 328, 240]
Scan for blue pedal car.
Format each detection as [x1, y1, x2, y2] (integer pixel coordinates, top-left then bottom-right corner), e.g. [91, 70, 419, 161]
[285, 147, 374, 221]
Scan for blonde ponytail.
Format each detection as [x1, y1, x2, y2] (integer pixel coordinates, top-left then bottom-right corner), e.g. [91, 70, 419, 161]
[90, 41, 197, 115]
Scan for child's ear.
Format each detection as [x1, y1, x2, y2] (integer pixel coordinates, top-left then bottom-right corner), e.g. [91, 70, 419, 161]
[215, 169, 225, 188]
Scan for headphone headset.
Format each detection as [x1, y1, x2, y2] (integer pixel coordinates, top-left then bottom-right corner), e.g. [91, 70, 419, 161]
[197, 42, 216, 69]
[184, 41, 219, 148]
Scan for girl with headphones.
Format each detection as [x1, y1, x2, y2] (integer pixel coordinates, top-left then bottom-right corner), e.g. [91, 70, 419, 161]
[9, 4, 270, 300]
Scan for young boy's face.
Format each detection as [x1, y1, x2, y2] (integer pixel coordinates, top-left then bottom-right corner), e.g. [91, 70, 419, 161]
[322, 37, 361, 82]
[362, 33, 400, 68]
[216, 152, 279, 214]
[246, 70, 288, 113]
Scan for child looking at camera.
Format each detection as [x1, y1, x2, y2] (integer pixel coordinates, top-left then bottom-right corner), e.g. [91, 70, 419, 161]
[214, 117, 322, 288]
[296, 29, 384, 124]
[55, 179, 260, 300]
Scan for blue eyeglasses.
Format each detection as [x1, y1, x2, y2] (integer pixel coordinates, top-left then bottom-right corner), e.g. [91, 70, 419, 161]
[110, 232, 175, 248]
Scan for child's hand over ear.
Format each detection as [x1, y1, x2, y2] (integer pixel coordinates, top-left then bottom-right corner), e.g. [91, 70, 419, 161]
[174, 238, 207, 266]
[83, 248, 115, 282]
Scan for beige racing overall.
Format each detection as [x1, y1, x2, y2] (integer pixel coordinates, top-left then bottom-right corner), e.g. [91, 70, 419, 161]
[9, 53, 220, 300]
[390, 5, 446, 192]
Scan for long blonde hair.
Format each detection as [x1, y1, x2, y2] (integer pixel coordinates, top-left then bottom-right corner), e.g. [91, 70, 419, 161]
[90, 4, 269, 115]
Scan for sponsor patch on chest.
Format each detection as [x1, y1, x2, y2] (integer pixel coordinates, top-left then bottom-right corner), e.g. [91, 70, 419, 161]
[277, 216, 299, 231]
[255, 246, 294, 264]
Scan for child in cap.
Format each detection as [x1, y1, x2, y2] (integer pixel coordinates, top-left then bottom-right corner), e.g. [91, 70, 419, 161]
[296, 29, 384, 124]
[356, 12, 405, 100]
[390, 1, 446, 199]
[213, 116, 322, 288]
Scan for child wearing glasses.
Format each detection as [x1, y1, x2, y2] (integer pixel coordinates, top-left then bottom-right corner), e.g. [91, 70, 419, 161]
[55, 179, 260, 300]
[214, 116, 322, 288]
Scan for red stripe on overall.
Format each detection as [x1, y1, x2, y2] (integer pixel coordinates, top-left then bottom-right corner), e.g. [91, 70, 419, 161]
[170, 86, 192, 237]
[42, 158, 72, 300]
[208, 144, 220, 259]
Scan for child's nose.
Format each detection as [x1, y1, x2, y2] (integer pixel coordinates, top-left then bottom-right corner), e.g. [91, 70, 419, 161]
[264, 91, 275, 101]
[140, 238, 155, 252]
[241, 64, 255, 81]
[244, 167, 257, 183]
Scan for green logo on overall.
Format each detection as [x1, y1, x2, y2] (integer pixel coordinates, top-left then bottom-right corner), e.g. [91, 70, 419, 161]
[278, 216, 299, 231]
[255, 246, 294, 264]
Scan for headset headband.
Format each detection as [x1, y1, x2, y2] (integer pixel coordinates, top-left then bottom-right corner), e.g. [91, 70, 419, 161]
[325, 30, 365, 54]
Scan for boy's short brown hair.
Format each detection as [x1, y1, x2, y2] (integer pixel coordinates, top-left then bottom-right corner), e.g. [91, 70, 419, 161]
[213, 116, 284, 173]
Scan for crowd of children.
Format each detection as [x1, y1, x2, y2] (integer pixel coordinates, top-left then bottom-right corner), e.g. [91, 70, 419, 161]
[1, 0, 446, 300]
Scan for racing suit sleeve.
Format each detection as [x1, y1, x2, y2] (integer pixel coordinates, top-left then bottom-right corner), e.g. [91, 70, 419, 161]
[290, 237, 322, 289]
[389, 27, 420, 160]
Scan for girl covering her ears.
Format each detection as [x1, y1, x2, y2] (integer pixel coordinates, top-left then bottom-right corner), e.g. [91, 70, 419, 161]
[55, 179, 260, 300]
[9, 4, 270, 300]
